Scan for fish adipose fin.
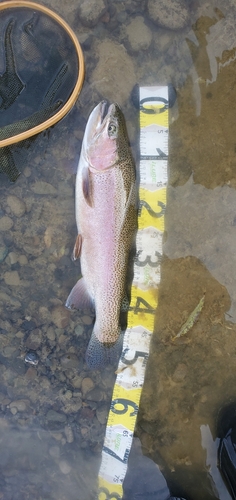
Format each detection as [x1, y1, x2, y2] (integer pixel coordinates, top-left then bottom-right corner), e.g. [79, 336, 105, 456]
[82, 166, 92, 206]
[65, 277, 94, 311]
[72, 233, 82, 261]
[85, 332, 124, 370]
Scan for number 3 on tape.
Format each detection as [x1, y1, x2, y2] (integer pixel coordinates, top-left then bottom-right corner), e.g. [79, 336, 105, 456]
[98, 86, 169, 499]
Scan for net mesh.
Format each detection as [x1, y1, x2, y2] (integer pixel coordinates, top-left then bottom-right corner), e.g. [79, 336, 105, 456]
[0, 1, 84, 181]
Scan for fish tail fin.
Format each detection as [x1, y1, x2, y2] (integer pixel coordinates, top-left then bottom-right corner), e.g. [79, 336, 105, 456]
[85, 332, 123, 370]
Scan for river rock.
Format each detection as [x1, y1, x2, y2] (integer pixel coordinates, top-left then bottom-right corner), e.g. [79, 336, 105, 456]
[46, 410, 67, 424]
[4, 271, 20, 286]
[0, 216, 13, 231]
[96, 404, 109, 424]
[124, 16, 152, 51]
[60, 353, 80, 370]
[6, 195, 26, 217]
[59, 460, 71, 475]
[31, 181, 57, 195]
[147, 0, 190, 30]
[78, 0, 107, 27]
[91, 39, 136, 106]
[81, 377, 95, 396]
[51, 305, 70, 328]
[25, 329, 42, 350]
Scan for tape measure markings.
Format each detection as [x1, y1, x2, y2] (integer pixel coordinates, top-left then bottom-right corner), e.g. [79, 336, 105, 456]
[98, 86, 168, 500]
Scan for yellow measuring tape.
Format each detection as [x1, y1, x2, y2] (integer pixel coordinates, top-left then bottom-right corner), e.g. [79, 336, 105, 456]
[98, 86, 169, 500]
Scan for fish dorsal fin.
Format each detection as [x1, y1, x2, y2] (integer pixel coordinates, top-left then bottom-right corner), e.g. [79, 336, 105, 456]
[82, 166, 92, 206]
[72, 233, 82, 261]
[65, 277, 94, 312]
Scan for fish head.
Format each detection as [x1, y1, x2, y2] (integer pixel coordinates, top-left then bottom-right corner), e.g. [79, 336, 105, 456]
[82, 100, 126, 171]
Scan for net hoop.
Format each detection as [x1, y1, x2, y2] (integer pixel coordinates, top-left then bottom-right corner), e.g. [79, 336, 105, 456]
[0, 0, 85, 147]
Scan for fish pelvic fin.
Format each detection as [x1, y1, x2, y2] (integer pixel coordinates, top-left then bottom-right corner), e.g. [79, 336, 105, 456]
[85, 332, 123, 370]
[65, 277, 94, 312]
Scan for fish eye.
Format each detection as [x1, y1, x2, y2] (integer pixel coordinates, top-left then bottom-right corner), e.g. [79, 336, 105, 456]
[108, 123, 117, 136]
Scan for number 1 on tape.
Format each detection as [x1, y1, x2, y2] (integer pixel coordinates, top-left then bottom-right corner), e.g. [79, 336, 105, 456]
[98, 86, 169, 499]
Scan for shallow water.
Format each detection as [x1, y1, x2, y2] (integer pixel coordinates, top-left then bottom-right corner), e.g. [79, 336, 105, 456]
[1, 0, 236, 498]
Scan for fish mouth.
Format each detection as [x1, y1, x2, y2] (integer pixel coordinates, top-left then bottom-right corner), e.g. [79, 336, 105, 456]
[100, 100, 110, 123]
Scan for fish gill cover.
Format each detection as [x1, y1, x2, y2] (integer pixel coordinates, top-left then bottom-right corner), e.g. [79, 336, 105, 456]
[0, 1, 84, 182]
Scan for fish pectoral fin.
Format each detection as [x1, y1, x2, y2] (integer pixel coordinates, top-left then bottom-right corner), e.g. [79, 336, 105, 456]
[65, 277, 94, 312]
[82, 166, 92, 207]
[72, 233, 82, 261]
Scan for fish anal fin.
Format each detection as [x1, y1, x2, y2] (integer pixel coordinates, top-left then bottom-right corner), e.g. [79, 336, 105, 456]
[65, 277, 94, 312]
[72, 234, 82, 261]
[82, 166, 92, 206]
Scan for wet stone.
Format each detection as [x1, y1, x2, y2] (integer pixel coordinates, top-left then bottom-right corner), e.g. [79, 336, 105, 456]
[86, 387, 104, 402]
[75, 324, 84, 336]
[25, 329, 42, 350]
[9, 400, 28, 412]
[0, 216, 13, 231]
[124, 16, 152, 51]
[78, 0, 107, 27]
[4, 270, 20, 286]
[64, 425, 74, 443]
[62, 400, 82, 413]
[82, 315, 93, 325]
[8, 252, 18, 265]
[59, 460, 71, 475]
[96, 405, 109, 425]
[60, 353, 80, 370]
[46, 410, 67, 429]
[147, 0, 190, 30]
[81, 377, 95, 396]
[51, 305, 70, 328]
[91, 39, 136, 106]
[49, 445, 60, 458]
[6, 195, 26, 217]
[31, 181, 57, 195]
[21, 319, 37, 331]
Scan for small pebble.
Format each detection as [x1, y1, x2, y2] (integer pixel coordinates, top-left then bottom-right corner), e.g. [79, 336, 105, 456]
[60, 354, 79, 370]
[4, 270, 20, 286]
[81, 377, 95, 396]
[18, 255, 28, 265]
[9, 400, 27, 412]
[96, 405, 109, 425]
[31, 181, 57, 195]
[49, 446, 60, 458]
[59, 460, 71, 475]
[64, 425, 74, 443]
[51, 305, 70, 328]
[75, 324, 84, 336]
[0, 216, 13, 231]
[82, 315, 93, 325]
[6, 195, 26, 217]
[8, 252, 18, 265]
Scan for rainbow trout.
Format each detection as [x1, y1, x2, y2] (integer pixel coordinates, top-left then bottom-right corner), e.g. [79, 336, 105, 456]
[66, 101, 136, 369]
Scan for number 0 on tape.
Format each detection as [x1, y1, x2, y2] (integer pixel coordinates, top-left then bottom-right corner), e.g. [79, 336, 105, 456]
[98, 86, 169, 499]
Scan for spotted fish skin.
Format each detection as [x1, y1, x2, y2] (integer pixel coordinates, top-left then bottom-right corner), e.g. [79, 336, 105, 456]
[66, 101, 136, 369]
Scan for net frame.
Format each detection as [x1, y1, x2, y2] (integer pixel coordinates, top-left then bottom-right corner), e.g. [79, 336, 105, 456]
[0, 0, 85, 148]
